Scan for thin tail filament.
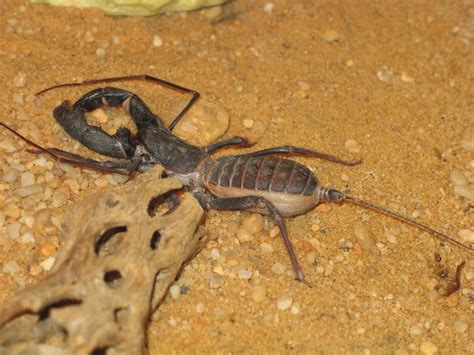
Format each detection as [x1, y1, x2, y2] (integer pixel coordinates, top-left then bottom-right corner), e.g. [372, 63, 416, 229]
[321, 187, 473, 251]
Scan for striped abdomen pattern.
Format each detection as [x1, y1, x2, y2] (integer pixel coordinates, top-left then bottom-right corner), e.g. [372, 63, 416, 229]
[202, 156, 319, 196]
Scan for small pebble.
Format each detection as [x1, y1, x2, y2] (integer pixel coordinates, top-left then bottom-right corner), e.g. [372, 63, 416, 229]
[14, 184, 43, 197]
[3, 203, 21, 219]
[3, 168, 19, 183]
[153, 35, 163, 47]
[40, 256, 56, 271]
[409, 324, 423, 337]
[269, 226, 280, 238]
[354, 224, 379, 254]
[251, 285, 267, 302]
[271, 262, 287, 274]
[420, 341, 438, 355]
[195, 302, 205, 313]
[3, 260, 20, 274]
[345, 139, 361, 153]
[0, 211, 4, 227]
[277, 297, 293, 310]
[21, 232, 35, 244]
[242, 119, 254, 129]
[41, 243, 56, 256]
[242, 213, 264, 234]
[170, 284, 181, 300]
[263, 2, 274, 13]
[426, 290, 442, 302]
[453, 319, 468, 333]
[29, 264, 43, 276]
[20, 171, 35, 186]
[321, 30, 342, 42]
[210, 248, 221, 260]
[260, 242, 274, 253]
[236, 228, 254, 242]
[290, 305, 300, 315]
[96, 48, 106, 57]
[306, 251, 317, 264]
[90, 108, 108, 124]
[6, 222, 21, 238]
[376, 67, 394, 83]
[13, 71, 27, 87]
[457, 229, 474, 243]
[400, 72, 415, 83]
[209, 274, 224, 289]
[237, 268, 253, 280]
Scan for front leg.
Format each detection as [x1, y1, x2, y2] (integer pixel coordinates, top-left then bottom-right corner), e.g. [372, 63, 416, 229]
[193, 192, 306, 283]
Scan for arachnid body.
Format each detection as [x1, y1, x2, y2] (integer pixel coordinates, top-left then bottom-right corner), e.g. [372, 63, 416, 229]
[2, 75, 472, 283]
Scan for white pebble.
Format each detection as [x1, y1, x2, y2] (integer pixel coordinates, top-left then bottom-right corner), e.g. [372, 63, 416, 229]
[277, 297, 293, 310]
[3, 168, 19, 183]
[6, 222, 21, 238]
[3, 260, 20, 274]
[96, 48, 106, 57]
[237, 268, 253, 280]
[210, 248, 221, 260]
[21, 233, 35, 244]
[345, 139, 361, 153]
[40, 257, 56, 271]
[263, 2, 274, 13]
[14, 184, 43, 197]
[271, 262, 286, 274]
[209, 274, 224, 289]
[20, 171, 35, 186]
[170, 284, 181, 299]
[376, 67, 394, 83]
[458, 229, 474, 243]
[153, 35, 163, 47]
[290, 305, 300, 315]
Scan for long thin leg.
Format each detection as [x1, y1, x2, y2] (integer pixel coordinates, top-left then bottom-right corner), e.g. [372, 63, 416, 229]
[194, 192, 307, 283]
[231, 145, 361, 166]
[204, 136, 254, 154]
[36, 74, 200, 132]
[1, 122, 134, 175]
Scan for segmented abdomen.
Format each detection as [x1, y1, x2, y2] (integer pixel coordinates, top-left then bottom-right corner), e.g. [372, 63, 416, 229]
[202, 156, 319, 196]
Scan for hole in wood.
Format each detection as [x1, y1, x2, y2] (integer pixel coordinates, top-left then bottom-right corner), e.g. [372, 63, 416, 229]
[147, 191, 180, 217]
[95, 226, 127, 256]
[38, 299, 83, 321]
[104, 270, 123, 288]
[150, 230, 161, 250]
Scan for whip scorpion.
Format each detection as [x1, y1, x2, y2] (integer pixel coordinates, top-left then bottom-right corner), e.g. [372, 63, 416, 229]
[1, 74, 472, 284]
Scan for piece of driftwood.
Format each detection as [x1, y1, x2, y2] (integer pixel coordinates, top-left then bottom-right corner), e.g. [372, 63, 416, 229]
[0, 165, 204, 354]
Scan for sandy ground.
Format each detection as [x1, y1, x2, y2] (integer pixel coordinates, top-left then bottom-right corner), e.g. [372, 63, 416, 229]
[0, 0, 473, 353]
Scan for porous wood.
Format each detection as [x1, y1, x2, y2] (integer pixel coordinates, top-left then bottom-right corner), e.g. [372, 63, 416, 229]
[0, 165, 204, 354]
